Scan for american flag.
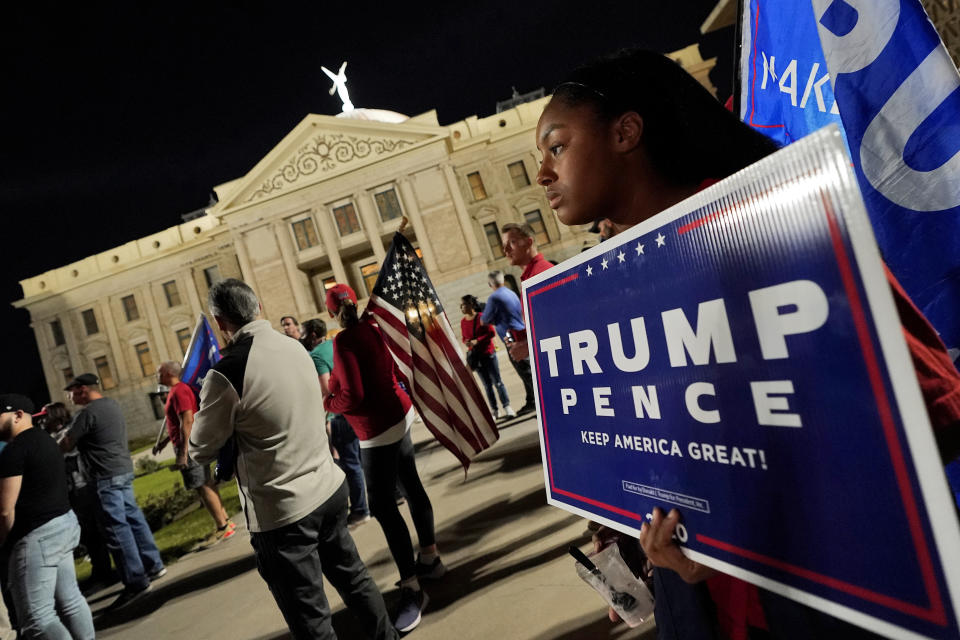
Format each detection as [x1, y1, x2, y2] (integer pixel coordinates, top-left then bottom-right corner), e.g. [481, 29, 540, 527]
[366, 232, 499, 470]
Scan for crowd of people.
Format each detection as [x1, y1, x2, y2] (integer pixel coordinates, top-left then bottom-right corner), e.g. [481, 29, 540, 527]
[1, 48, 958, 640]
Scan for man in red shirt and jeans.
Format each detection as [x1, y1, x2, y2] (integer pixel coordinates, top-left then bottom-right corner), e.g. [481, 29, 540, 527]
[154, 361, 236, 543]
[501, 222, 554, 364]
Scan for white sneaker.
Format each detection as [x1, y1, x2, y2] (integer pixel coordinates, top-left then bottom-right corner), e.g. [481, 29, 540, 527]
[503, 405, 517, 418]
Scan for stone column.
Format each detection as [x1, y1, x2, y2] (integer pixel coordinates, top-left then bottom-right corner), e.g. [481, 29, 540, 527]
[99, 299, 131, 383]
[440, 163, 483, 260]
[141, 284, 170, 362]
[233, 232, 256, 284]
[30, 320, 60, 400]
[396, 178, 439, 274]
[184, 269, 204, 318]
[59, 312, 84, 375]
[314, 208, 349, 284]
[356, 191, 387, 262]
[273, 223, 313, 316]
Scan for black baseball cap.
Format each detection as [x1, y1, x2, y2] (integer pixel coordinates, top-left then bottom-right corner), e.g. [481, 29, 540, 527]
[0, 394, 35, 414]
[64, 373, 99, 390]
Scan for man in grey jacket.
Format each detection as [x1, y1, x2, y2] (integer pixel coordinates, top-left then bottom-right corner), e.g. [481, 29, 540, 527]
[189, 279, 397, 640]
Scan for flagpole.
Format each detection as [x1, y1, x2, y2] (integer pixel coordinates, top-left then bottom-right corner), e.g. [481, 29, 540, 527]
[152, 417, 168, 454]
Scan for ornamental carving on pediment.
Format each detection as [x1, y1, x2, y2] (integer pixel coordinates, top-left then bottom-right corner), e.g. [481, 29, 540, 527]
[246, 134, 414, 202]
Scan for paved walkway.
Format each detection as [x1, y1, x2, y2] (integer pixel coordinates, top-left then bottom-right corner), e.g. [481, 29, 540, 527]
[90, 349, 657, 639]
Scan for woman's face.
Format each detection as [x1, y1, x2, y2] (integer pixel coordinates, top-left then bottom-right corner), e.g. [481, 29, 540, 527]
[536, 100, 620, 227]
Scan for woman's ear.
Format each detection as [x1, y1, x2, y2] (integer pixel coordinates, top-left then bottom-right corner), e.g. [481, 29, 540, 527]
[613, 111, 644, 152]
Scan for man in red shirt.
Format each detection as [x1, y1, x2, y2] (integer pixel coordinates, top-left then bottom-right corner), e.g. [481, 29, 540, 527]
[501, 222, 554, 282]
[154, 362, 236, 543]
[501, 223, 554, 364]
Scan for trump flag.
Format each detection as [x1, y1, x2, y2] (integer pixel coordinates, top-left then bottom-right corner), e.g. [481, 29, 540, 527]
[739, 0, 960, 357]
[181, 314, 222, 393]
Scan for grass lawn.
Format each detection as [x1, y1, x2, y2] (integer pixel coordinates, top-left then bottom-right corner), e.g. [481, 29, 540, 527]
[75, 465, 242, 580]
[152, 482, 241, 562]
[133, 460, 182, 493]
[128, 434, 158, 455]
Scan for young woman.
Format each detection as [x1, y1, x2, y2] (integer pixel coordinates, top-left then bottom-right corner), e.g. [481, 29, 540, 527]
[322, 283, 444, 634]
[460, 294, 515, 420]
[536, 49, 960, 640]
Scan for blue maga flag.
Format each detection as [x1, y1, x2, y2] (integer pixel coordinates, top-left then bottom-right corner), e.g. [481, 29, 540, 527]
[181, 315, 235, 480]
[738, 0, 843, 146]
[181, 314, 222, 394]
[523, 129, 960, 640]
[739, 0, 960, 358]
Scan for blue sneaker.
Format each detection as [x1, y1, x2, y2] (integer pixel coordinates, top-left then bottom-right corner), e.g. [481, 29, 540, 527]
[394, 587, 429, 633]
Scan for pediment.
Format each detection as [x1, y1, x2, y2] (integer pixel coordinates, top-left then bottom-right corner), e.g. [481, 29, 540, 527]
[212, 114, 447, 214]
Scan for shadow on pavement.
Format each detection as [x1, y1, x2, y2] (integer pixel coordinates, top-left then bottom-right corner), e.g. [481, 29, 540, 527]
[248, 632, 291, 640]
[413, 412, 536, 457]
[530, 609, 656, 640]
[424, 513, 588, 615]
[365, 487, 568, 584]
[434, 486, 551, 555]
[428, 428, 543, 484]
[93, 554, 257, 631]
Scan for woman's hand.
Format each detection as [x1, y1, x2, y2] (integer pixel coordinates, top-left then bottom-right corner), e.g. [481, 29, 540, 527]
[639, 507, 715, 584]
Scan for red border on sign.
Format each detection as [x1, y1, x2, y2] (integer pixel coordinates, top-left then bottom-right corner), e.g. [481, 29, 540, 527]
[527, 194, 948, 625]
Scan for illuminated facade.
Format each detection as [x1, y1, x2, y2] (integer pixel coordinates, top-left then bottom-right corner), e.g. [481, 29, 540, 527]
[14, 49, 717, 439]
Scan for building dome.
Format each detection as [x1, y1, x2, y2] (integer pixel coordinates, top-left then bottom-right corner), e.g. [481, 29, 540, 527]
[335, 108, 409, 123]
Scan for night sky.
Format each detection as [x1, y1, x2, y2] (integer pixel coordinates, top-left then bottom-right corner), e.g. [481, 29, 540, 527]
[1, 2, 734, 404]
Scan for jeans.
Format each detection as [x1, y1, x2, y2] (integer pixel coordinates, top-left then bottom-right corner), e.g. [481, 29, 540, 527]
[329, 415, 368, 517]
[509, 353, 535, 408]
[475, 351, 510, 411]
[250, 482, 397, 640]
[69, 484, 113, 582]
[95, 472, 164, 591]
[8, 511, 95, 640]
[360, 433, 435, 580]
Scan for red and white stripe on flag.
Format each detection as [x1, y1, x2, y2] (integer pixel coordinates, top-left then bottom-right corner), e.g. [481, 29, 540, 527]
[367, 296, 499, 471]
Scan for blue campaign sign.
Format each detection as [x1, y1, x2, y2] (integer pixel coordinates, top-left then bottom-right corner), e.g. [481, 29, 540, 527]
[522, 128, 960, 640]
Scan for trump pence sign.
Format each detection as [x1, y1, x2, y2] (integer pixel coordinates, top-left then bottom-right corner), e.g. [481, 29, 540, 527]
[522, 127, 960, 640]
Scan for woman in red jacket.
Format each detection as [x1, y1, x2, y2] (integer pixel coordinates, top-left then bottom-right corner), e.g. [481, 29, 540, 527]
[323, 284, 444, 634]
[460, 294, 516, 420]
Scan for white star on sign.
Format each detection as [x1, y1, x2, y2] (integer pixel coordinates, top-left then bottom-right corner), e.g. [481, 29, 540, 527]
[601, 257, 609, 270]
[617, 251, 625, 263]
[635, 242, 644, 255]
[655, 233, 666, 247]
[586, 264, 593, 276]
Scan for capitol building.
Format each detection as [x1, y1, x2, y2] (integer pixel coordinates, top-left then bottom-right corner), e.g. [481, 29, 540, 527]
[13, 46, 718, 439]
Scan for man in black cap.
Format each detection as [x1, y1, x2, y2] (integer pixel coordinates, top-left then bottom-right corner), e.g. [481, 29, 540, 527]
[59, 374, 166, 609]
[0, 393, 95, 637]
